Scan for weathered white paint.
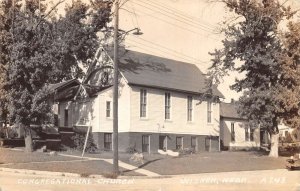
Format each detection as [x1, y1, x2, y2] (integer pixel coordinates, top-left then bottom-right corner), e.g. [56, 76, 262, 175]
[220, 118, 260, 149]
[94, 78, 131, 133]
[58, 76, 221, 137]
[129, 86, 220, 136]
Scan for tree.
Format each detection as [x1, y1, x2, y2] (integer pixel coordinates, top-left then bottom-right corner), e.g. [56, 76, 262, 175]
[0, 0, 20, 133]
[275, 21, 300, 138]
[3, 0, 112, 152]
[207, 0, 298, 157]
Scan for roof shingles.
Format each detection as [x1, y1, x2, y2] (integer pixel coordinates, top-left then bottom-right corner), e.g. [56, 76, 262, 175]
[107, 48, 224, 97]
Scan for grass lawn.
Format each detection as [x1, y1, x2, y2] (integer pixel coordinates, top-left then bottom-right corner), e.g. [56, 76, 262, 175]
[0, 148, 76, 164]
[57, 149, 290, 175]
[1, 160, 141, 176]
[0, 148, 142, 176]
[127, 151, 289, 175]
[0, 148, 291, 176]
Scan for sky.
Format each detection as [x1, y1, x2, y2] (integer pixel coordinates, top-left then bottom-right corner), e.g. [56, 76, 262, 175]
[55, 0, 300, 102]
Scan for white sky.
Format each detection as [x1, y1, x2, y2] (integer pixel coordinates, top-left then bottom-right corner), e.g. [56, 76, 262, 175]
[54, 0, 300, 102]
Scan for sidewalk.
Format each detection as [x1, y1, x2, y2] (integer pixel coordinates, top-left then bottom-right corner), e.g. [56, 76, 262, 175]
[59, 153, 160, 177]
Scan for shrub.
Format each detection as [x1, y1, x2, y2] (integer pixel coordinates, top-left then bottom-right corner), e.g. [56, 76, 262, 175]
[178, 148, 195, 156]
[126, 146, 137, 153]
[71, 131, 97, 153]
[0, 126, 18, 139]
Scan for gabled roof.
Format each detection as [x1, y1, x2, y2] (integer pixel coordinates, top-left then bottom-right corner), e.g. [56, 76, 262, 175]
[220, 102, 245, 119]
[105, 47, 224, 97]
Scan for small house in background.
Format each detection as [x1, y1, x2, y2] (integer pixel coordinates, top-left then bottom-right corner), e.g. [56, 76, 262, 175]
[53, 47, 224, 153]
[220, 101, 260, 150]
[278, 123, 300, 143]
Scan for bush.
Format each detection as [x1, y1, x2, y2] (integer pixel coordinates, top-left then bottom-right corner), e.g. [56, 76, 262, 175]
[178, 148, 195, 156]
[71, 131, 98, 153]
[0, 126, 18, 139]
[126, 146, 137, 153]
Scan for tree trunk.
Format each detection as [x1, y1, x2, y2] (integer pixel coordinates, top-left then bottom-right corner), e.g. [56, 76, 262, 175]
[269, 133, 279, 157]
[24, 126, 33, 152]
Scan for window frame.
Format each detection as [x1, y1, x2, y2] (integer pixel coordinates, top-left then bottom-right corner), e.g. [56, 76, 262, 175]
[187, 96, 193, 122]
[104, 133, 112, 151]
[106, 101, 111, 118]
[231, 122, 235, 142]
[245, 126, 250, 141]
[165, 92, 171, 120]
[64, 109, 69, 127]
[176, 137, 183, 150]
[140, 89, 147, 118]
[250, 128, 254, 141]
[207, 101, 212, 123]
[142, 135, 150, 153]
[191, 136, 197, 150]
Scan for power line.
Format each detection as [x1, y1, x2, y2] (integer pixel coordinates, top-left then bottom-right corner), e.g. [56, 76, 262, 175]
[139, 0, 218, 32]
[129, 7, 221, 41]
[126, 42, 168, 58]
[126, 41, 210, 70]
[126, 38, 210, 66]
[147, 0, 219, 29]
[134, 37, 208, 64]
[132, 2, 216, 35]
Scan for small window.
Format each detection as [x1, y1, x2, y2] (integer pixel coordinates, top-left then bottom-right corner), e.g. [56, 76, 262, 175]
[245, 127, 250, 141]
[165, 93, 171, 120]
[104, 133, 112, 150]
[231, 123, 235, 142]
[176, 137, 183, 150]
[191, 137, 197, 150]
[64, 109, 69, 127]
[142, 135, 150, 153]
[101, 72, 109, 85]
[106, 101, 111, 118]
[187, 96, 193, 121]
[250, 128, 254, 141]
[140, 89, 147, 118]
[207, 101, 212, 123]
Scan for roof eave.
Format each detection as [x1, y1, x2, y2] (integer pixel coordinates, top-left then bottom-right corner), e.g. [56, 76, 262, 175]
[128, 83, 223, 98]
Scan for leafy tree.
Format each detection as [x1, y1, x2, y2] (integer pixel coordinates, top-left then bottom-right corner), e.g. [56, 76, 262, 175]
[207, 0, 298, 157]
[0, 0, 20, 131]
[2, 0, 112, 151]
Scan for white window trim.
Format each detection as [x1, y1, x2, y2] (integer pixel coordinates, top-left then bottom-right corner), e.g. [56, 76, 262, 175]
[142, 135, 151, 154]
[106, 101, 111, 119]
[165, 92, 172, 121]
[176, 136, 183, 150]
[207, 101, 213, 124]
[187, 96, 193, 122]
[140, 89, 148, 119]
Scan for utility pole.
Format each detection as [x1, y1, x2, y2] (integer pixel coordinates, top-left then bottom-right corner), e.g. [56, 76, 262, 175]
[113, 0, 119, 175]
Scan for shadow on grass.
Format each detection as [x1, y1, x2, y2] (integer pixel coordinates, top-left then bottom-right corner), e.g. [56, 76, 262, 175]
[249, 150, 270, 157]
[122, 158, 162, 173]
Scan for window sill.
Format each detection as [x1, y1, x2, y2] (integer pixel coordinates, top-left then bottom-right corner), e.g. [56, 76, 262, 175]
[164, 120, 173, 123]
[187, 121, 194, 124]
[207, 123, 214, 126]
[106, 117, 113, 121]
[140, 118, 149, 121]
